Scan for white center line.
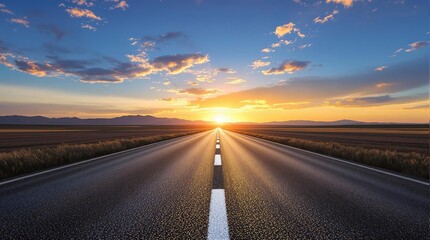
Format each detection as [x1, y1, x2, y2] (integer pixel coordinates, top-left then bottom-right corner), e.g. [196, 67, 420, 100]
[216, 139, 220, 143]
[216, 144, 220, 149]
[207, 189, 230, 240]
[214, 154, 222, 166]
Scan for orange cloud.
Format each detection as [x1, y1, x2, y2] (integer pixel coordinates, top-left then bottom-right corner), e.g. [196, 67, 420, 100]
[111, 0, 129, 10]
[274, 22, 295, 38]
[405, 41, 429, 52]
[326, 0, 353, 7]
[66, 8, 101, 20]
[314, 9, 339, 24]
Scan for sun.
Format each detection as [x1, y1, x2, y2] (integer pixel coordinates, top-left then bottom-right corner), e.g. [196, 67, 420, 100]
[214, 115, 226, 124]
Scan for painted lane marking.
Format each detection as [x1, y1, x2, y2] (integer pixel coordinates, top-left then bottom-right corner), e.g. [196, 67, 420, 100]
[214, 154, 222, 166]
[216, 139, 220, 143]
[216, 144, 220, 149]
[207, 189, 230, 240]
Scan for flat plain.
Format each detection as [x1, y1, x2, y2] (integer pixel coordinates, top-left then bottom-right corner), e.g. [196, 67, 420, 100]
[0, 125, 212, 151]
[224, 124, 429, 153]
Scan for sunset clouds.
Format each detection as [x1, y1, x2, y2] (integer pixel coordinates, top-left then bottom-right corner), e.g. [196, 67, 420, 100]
[314, 9, 339, 24]
[326, 0, 353, 8]
[262, 61, 310, 75]
[66, 8, 101, 20]
[252, 60, 270, 69]
[0, 0, 427, 122]
[151, 54, 209, 74]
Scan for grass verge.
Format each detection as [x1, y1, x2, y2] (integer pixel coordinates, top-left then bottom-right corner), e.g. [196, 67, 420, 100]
[0, 132, 200, 180]
[235, 131, 429, 179]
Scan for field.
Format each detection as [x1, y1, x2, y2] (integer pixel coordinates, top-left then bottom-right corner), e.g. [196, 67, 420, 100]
[224, 124, 429, 179]
[0, 125, 212, 179]
[0, 125, 212, 151]
[224, 125, 428, 153]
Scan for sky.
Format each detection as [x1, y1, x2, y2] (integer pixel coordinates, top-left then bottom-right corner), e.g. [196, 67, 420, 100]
[0, 0, 428, 123]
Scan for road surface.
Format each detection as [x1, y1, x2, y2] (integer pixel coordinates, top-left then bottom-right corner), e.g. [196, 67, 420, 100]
[0, 129, 428, 239]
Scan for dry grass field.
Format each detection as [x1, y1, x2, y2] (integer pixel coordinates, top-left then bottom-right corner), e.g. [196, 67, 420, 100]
[0, 125, 212, 180]
[224, 124, 429, 179]
[224, 125, 428, 153]
[0, 125, 212, 151]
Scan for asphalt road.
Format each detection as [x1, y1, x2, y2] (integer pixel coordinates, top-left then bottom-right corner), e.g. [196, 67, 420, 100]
[0, 129, 428, 239]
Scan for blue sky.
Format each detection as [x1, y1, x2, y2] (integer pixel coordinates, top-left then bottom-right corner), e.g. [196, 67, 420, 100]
[0, 0, 428, 122]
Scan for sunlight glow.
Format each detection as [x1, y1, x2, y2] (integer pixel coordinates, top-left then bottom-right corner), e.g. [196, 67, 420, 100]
[214, 115, 226, 124]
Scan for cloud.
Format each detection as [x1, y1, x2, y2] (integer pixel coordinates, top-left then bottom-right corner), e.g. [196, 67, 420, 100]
[14, 59, 55, 77]
[404, 104, 429, 110]
[81, 24, 96, 31]
[333, 94, 427, 107]
[274, 23, 305, 38]
[0, 8, 13, 15]
[10, 18, 30, 28]
[37, 24, 65, 40]
[326, 0, 353, 7]
[314, 9, 339, 24]
[375, 83, 391, 88]
[66, 8, 101, 20]
[178, 87, 220, 95]
[216, 67, 236, 74]
[187, 80, 199, 86]
[294, 28, 305, 38]
[190, 57, 427, 110]
[375, 66, 387, 71]
[151, 54, 209, 74]
[271, 40, 293, 48]
[72, 0, 94, 7]
[251, 60, 270, 69]
[274, 22, 295, 38]
[261, 48, 274, 53]
[142, 32, 186, 44]
[390, 48, 403, 57]
[195, 72, 215, 82]
[0, 54, 15, 68]
[0, 4, 13, 15]
[0, 44, 209, 83]
[163, 81, 171, 86]
[161, 97, 174, 102]
[405, 41, 429, 52]
[6, 55, 152, 83]
[262, 60, 310, 75]
[111, 0, 129, 10]
[226, 77, 246, 85]
[298, 43, 312, 49]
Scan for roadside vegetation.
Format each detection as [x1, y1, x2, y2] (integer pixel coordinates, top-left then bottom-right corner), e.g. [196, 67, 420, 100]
[234, 131, 429, 179]
[0, 132, 199, 180]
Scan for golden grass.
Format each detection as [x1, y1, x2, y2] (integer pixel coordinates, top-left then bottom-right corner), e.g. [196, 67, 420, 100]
[235, 131, 429, 179]
[0, 132, 199, 180]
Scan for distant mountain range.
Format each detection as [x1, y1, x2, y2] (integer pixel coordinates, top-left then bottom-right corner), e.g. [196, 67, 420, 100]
[0, 115, 208, 125]
[261, 119, 377, 126]
[0, 115, 409, 126]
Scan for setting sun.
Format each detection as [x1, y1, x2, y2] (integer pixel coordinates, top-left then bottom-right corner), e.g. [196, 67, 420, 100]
[214, 115, 226, 124]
